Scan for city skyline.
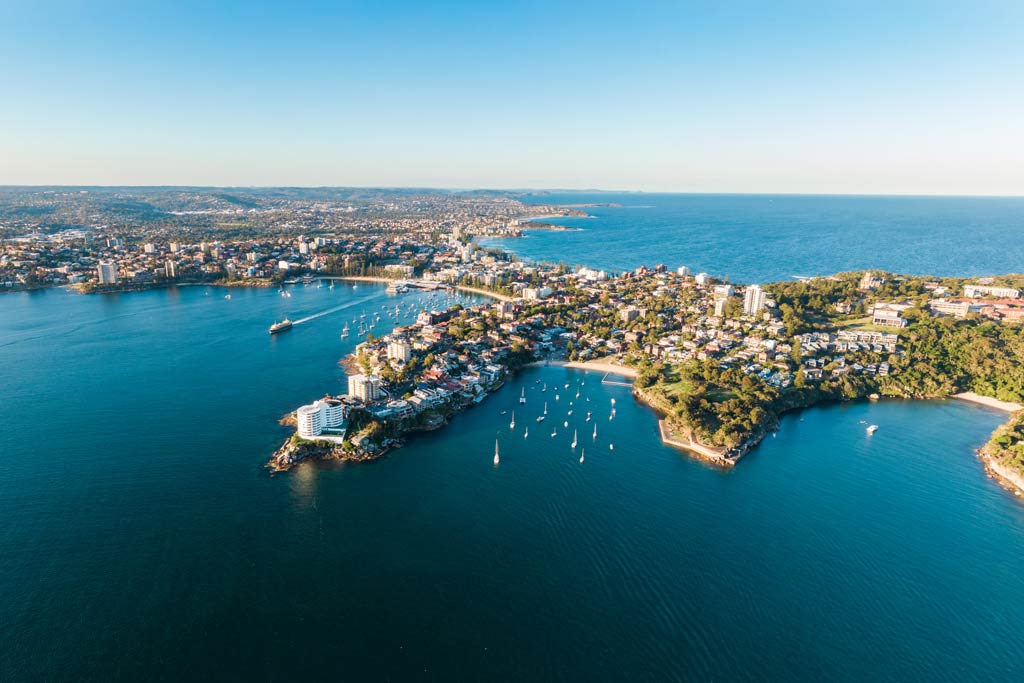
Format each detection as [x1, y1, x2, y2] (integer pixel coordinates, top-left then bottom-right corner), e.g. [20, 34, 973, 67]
[2, 0, 1023, 195]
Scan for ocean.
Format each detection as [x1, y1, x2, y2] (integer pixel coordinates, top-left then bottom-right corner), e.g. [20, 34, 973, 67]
[4, 195, 1024, 680]
[480, 193, 1024, 282]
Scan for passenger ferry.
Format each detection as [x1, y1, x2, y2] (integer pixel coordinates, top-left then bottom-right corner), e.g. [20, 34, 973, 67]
[269, 319, 293, 334]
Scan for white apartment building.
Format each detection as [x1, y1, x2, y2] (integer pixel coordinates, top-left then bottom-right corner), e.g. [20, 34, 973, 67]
[296, 399, 347, 439]
[387, 339, 412, 363]
[964, 285, 1020, 299]
[97, 261, 118, 285]
[348, 373, 382, 403]
[743, 285, 767, 315]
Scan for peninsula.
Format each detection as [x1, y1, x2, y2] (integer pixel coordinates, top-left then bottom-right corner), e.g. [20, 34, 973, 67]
[269, 250, 1024, 497]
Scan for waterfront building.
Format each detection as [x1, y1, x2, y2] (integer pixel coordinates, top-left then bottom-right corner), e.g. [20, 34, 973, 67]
[694, 273, 710, 285]
[714, 284, 734, 300]
[677, 265, 690, 276]
[97, 261, 118, 285]
[296, 399, 347, 439]
[164, 260, 177, 278]
[743, 285, 767, 315]
[348, 374, 382, 403]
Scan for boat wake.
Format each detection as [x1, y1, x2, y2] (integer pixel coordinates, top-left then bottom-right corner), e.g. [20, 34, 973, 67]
[291, 292, 387, 326]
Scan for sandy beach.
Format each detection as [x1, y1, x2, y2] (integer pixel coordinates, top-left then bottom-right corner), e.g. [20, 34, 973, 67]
[954, 392, 1023, 412]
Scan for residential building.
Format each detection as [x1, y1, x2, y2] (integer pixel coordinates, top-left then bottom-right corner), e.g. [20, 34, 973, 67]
[97, 261, 118, 285]
[387, 339, 412, 362]
[296, 399, 347, 438]
[348, 373, 382, 402]
[964, 285, 1020, 299]
[743, 285, 767, 315]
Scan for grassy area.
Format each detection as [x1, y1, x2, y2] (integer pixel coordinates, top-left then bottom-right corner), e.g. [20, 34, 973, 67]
[660, 367, 734, 403]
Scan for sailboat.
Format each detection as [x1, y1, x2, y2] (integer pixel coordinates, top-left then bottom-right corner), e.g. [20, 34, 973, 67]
[524, 427, 528, 439]
[544, 403, 548, 415]
[555, 394, 560, 401]
[586, 411, 592, 422]
[571, 429, 578, 449]
[551, 426, 557, 437]
[494, 439, 500, 466]
[541, 383, 547, 392]
[609, 443, 614, 451]
[579, 447, 585, 464]
[510, 411, 516, 430]
[611, 398, 616, 406]
[867, 424, 879, 435]
[519, 388, 526, 404]
[568, 410, 573, 416]
[593, 424, 597, 440]
[341, 323, 350, 338]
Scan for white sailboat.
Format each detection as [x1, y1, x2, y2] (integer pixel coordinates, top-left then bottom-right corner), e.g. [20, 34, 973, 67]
[609, 443, 614, 451]
[510, 411, 516, 430]
[544, 402, 548, 415]
[563, 420, 569, 428]
[520, 387, 526, 404]
[551, 426, 557, 437]
[593, 424, 597, 440]
[867, 424, 879, 435]
[524, 427, 528, 439]
[571, 429, 578, 449]
[494, 439, 500, 466]
[586, 411, 592, 422]
[579, 447, 585, 464]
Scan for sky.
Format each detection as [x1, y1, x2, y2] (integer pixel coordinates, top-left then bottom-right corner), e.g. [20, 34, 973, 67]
[1, 0, 1022, 194]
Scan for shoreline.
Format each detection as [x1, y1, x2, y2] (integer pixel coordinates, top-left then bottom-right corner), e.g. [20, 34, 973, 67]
[528, 358, 638, 378]
[954, 392, 1024, 412]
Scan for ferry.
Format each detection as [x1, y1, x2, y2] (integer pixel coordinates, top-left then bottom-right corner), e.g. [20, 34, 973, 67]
[269, 319, 293, 334]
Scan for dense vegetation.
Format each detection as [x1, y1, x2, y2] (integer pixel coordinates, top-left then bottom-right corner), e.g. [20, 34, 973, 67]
[641, 272, 1024, 450]
[986, 412, 1024, 473]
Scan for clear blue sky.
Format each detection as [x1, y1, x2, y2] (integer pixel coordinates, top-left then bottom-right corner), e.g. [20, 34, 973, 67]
[1, 0, 1022, 194]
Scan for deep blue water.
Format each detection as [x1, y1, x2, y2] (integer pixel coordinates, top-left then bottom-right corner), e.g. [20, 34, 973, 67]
[3, 284, 1024, 681]
[480, 193, 1024, 282]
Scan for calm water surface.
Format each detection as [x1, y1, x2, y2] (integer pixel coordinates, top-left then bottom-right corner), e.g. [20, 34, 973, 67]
[480, 193, 1024, 282]
[2, 284, 1024, 680]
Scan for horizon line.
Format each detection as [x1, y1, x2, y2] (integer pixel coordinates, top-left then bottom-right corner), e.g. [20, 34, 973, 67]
[1, 184, 1022, 200]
